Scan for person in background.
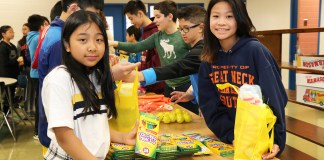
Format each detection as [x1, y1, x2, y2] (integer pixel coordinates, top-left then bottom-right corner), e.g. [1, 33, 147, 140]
[50, 1, 63, 22]
[16, 23, 31, 112]
[0, 25, 21, 114]
[42, 16, 50, 26]
[198, 0, 287, 159]
[42, 10, 137, 159]
[127, 5, 206, 115]
[110, 0, 198, 113]
[0, 25, 20, 78]
[17, 23, 31, 75]
[31, 1, 62, 70]
[37, 0, 81, 154]
[118, 25, 142, 63]
[27, 14, 45, 141]
[123, 0, 165, 94]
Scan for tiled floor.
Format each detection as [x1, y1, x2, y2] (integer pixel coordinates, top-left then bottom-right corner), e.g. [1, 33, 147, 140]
[0, 119, 43, 160]
[0, 102, 323, 160]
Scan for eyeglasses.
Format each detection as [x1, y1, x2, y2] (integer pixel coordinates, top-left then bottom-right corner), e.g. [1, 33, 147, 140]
[178, 24, 200, 33]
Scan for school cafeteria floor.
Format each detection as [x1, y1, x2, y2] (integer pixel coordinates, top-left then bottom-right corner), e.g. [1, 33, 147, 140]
[0, 102, 323, 160]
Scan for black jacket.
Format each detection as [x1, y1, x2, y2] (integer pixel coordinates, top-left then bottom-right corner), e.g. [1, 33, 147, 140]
[0, 41, 19, 78]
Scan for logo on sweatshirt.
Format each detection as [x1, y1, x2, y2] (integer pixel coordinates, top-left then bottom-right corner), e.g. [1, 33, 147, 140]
[160, 39, 176, 59]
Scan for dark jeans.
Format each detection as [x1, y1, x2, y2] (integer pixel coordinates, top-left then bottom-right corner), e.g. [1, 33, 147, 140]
[30, 78, 39, 134]
[164, 82, 199, 115]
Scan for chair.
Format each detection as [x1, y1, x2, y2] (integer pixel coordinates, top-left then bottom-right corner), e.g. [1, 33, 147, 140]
[0, 81, 16, 141]
[14, 75, 33, 125]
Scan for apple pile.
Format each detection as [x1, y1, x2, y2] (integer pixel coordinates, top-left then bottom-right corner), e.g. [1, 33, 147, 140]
[156, 108, 192, 124]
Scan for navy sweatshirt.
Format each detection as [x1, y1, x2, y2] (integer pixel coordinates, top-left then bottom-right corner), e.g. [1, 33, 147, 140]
[198, 36, 287, 156]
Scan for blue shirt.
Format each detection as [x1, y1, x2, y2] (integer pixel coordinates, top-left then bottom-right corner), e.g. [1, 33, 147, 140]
[27, 31, 39, 78]
[37, 17, 64, 147]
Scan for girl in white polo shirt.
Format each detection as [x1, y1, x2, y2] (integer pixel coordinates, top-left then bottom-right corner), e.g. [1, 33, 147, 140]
[42, 10, 137, 160]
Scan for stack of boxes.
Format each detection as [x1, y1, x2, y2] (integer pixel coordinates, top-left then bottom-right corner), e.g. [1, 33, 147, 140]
[296, 55, 324, 108]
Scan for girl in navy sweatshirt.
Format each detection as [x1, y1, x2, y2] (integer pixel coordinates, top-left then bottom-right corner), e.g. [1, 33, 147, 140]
[198, 0, 287, 159]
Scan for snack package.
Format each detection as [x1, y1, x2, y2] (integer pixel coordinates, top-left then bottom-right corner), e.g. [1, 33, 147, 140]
[239, 84, 263, 105]
[135, 112, 160, 159]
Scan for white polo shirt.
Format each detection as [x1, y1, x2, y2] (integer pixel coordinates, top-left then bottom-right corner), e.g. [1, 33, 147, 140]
[42, 66, 110, 160]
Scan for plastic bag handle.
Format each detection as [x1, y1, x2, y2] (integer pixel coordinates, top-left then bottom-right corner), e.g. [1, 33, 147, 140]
[216, 83, 239, 94]
[133, 67, 139, 93]
[266, 110, 276, 152]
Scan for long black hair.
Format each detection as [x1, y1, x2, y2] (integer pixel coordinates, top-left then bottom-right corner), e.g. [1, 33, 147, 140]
[201, 0, 255, 63]
[61, 10, 117, 118]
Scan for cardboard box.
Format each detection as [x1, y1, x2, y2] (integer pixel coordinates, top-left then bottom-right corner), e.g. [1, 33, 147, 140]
[296, 73, 324, 88]
[296, 73, 324, 107]
[297, 55, 324, 71]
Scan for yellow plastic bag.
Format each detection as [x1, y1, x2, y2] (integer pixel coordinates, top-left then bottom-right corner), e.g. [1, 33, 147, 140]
[109, 69, 139, 132]
[216, 83, 277, 160]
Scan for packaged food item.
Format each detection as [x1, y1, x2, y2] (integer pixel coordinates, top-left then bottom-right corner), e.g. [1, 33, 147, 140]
[239, 84, 263, 105]
[135, 112, 160, 159]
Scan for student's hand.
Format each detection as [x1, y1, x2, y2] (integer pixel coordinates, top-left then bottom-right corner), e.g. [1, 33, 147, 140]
[121, 70, 136, 83]
[17, 56, 23, 63]
[170, 91, 194, 103]
[122, 71, 145, 83]
[262, 144, 280, 160]
[109, 54, 119, 66]
[108, 40, 118, 47]
[111, 62, 140, 81]
[122, 120, 139, 146]
[67, 3, 80, 14]
[17, 56, 24, 66]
